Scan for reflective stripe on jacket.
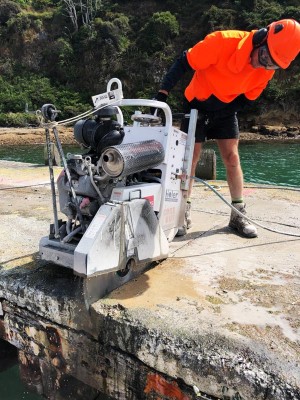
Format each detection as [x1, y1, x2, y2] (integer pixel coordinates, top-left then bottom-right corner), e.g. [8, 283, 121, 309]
[185, 30, 274, 103]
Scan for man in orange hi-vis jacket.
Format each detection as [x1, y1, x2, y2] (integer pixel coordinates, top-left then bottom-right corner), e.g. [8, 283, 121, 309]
[155, 19, 300, 237]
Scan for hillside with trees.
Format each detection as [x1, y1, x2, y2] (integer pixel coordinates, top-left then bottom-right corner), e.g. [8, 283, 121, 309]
[0, 0, 299, 127]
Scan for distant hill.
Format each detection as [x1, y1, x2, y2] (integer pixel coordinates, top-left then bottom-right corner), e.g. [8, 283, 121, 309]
[0, 0, 299, 126]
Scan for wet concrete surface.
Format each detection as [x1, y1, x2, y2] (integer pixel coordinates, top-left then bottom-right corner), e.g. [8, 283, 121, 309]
[0, 160, 300, 399]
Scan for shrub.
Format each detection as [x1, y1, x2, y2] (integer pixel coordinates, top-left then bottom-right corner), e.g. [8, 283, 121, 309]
[31, 0, 53, 11]
[0, 112, 38, 127]
[201, 5, 237, 31]
[137, 11, 179, 54]
[7, 12, 31, 33]
[94, 14, 130, 51]
[0, 0, 21, 25]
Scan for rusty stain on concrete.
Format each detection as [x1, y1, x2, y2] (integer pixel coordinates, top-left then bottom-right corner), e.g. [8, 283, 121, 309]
[144, 373, 191, 399]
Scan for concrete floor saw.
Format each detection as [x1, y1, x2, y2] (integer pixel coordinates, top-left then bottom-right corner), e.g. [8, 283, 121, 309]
[39, 78, 197, 303]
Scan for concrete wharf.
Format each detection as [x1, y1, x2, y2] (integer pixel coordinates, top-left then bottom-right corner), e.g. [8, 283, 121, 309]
[0, 160, 299, 400]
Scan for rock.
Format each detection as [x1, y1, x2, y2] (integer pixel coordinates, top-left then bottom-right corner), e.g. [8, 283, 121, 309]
[250, 126, 259, 133]
[286, 126, 300, 135]
[259, 125, 288, 137]
[286, 131, 297, 138]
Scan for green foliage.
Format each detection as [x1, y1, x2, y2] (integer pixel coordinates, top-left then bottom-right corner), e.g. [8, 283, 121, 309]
[137, 11, 179, 54]
[265, 70, 300, 105]
[0, 112, 38, 127]
[281, 6, 300, 21]
[0, 0, 298, 126]
[94, 14, 130, 51]
[202, 5, 237, 31]
[0, 75, 89, 123]
[31, 0, 53, 11]
[56, 38, 74, 67]
[7, 12, 31, 32]
[6, 7, 54, 34]
[55, 89, 90, 117]
[0, 1, 21, 25]
[12, 0, 31, 6]
[240, 1, 284, 28]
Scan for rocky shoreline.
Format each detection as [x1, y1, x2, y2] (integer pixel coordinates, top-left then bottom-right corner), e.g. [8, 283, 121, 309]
[0, 125, 299, 146]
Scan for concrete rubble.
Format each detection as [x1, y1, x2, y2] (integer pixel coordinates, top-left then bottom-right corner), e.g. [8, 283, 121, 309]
[0, 160, 299, 400]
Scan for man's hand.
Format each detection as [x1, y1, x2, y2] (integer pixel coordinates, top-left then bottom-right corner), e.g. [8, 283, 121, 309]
[150, 90, 169, 115]
[154, 91, 168, 103]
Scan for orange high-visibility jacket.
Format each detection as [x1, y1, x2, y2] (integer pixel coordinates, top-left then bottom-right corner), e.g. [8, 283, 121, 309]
[185, 30, 274, 103]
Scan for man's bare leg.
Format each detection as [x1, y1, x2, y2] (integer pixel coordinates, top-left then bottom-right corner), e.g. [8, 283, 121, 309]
[216, 138, 243, 200]
[216, 138, 257, 238]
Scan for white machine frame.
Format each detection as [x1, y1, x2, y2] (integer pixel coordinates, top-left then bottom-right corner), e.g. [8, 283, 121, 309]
[39, 78, 198, 300]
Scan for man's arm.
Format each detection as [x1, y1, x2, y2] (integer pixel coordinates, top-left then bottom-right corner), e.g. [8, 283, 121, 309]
[159, 32, 222, 96]
[159, 50, 194, 95]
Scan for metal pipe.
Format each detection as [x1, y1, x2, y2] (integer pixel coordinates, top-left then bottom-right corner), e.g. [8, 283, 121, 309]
[45, 128, 60, 238]
[181, 109, 198, 191]
[62, 226, 82, 243]
[86, 162, 105, 203]
[52, 126, 86, 232]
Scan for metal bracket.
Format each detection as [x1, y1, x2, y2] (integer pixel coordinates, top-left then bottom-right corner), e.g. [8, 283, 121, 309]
[180, 109, 198, 190]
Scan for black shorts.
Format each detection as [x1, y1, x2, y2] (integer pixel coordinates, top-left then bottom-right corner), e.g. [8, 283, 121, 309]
[180, 98, 240, 143]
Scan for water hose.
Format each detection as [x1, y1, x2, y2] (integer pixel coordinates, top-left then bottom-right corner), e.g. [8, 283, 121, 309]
[191, 176, 300, 238]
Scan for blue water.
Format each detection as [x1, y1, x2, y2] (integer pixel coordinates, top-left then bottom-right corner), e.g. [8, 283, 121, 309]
[0, 343, 112, 400]
[0, 365, 42, 400]
[0, 142, 299, 187]
[205, 141, 300, 187]
[0, 145, 78, 165]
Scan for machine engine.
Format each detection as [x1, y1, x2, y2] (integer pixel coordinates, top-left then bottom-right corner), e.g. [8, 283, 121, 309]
[56, 106, 165, 244]
[57, 107, 125, 228]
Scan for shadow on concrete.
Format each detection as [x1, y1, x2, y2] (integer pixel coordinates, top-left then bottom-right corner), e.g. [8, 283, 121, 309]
[0, 252, 40, 268]
[172, 237, 300, 259]
[174, 225, 230, 242]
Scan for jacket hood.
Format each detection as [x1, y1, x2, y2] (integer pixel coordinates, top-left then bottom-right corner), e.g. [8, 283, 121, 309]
[227, 31, 255, 73]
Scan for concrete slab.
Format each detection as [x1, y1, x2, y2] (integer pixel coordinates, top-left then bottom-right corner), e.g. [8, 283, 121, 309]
[0, 161, 62, 263]
[94, 183, 300, 399]
[0, 161, 300, 399]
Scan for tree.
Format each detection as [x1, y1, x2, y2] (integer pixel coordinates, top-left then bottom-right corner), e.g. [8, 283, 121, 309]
[0, 0, 21, 25]
[61, 0, 102, 32]
[136, 11, 179, 54]
[62, 0, 78, 31]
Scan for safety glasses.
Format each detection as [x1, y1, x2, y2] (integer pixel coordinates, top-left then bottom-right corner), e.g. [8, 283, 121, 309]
[258, 45, 280, 70]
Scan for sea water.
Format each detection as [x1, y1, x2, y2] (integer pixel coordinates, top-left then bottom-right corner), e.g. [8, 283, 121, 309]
[206, 141, 300, 187]
[0, 142, 299, 187]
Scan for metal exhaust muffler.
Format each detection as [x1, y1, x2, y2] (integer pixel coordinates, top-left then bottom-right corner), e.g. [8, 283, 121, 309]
[101, 140, 165, 177]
